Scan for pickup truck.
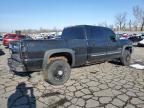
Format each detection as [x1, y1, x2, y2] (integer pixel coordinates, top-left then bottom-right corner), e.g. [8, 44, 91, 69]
[8, 25, 133, 85]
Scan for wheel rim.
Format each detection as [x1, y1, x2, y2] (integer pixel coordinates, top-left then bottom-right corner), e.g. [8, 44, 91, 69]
[53, 65, 65, 80]
[126, 55, 130, 63]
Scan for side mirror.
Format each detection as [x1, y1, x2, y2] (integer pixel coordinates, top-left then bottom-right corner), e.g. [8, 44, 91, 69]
[110, 35, 117, 42]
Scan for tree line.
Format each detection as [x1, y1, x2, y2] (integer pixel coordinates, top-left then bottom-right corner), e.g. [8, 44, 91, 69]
[114, 5, 144, 31]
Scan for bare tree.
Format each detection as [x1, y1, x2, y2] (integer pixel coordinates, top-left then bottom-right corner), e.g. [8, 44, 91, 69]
[122, 23, 126, 31]
[133, 5, 144, 31]
[128, 20, 132, 31]
[115, 12, 127, 31]
[132, 21, 138, 31]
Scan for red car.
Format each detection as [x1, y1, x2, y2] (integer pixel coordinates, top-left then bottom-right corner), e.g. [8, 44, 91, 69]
[3, 34, 26, 46]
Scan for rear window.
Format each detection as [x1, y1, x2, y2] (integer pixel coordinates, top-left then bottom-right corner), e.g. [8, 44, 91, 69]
[7, 35, 16, 39]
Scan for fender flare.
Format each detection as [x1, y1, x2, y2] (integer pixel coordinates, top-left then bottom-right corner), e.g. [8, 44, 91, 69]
[42, 48, 75, 70]
[122, 45, 133, 55]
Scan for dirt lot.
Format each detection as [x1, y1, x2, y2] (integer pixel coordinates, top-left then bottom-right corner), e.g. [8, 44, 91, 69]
[0, 43, 144, 108]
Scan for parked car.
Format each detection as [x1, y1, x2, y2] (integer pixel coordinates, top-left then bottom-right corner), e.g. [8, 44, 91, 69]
[116, 33, 123, 39]
[117, 33, 129, 40]
[3, 34, 26, 46]
[35, 35, 44, 39]
[141, 33, 144, 39]
[0, 35, 3, 41]
[122, 33, 129, 39]
[137, 39, 144, 47]
[8, 25, 133, 85]
[47, 35, 55, 39]
[55, 35, 62, 39]
[128, 34, 142, 43]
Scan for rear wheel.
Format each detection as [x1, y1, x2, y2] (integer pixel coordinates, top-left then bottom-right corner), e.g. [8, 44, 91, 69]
[120, 50, 131, 66]
[43, 57, 71, 85]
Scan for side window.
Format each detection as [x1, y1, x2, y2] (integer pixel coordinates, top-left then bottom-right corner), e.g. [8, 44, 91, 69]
[86, 26, 115, 41]
[88, 27, 102, 40]
[100, 28, 108, 41]
[101, 28, 116, 41]
[62, 27, 85, 39]
[105, 28, 116, 41]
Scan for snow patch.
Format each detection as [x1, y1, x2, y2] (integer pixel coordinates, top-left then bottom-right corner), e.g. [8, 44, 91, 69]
[130, 64, 144, 70]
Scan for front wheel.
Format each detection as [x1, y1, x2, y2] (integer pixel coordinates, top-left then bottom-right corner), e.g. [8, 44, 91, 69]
[43, 58, 71, 85]
[120, 50, 131, 66]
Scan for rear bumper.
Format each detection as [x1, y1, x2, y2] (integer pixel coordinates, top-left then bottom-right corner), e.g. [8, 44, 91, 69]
[8, 58, 26, 72]
[3, 41, 9, 46]
[138, 43, 144, 47]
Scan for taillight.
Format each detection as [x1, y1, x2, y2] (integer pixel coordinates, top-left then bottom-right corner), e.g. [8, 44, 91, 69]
[21, 43, 28, 59]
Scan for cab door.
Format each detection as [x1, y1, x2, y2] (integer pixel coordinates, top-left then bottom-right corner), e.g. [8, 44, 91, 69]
[87, 27, 108, 62]
[104, 28, 121, 59]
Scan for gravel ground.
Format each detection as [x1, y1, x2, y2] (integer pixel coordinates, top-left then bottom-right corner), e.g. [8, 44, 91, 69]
[0, 43, 144, 108]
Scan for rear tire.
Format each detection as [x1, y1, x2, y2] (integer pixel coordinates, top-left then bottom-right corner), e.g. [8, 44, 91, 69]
[120, 50, 131, 66]
[43, 58, 71, 85]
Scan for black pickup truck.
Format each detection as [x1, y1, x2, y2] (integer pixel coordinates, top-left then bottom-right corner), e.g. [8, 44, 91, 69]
[8, 25, 133, 85]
